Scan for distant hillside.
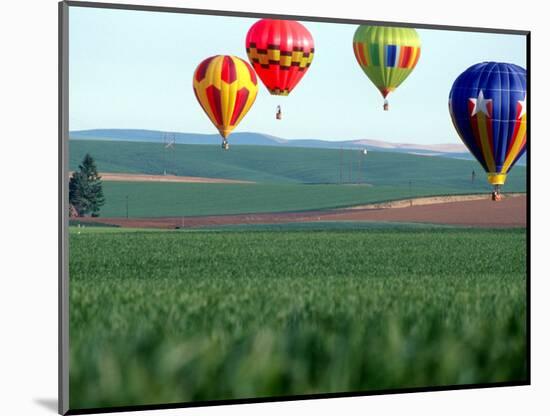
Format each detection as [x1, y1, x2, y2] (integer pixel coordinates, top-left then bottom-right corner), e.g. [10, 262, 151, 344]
[70, 129, 470, 157]
[71, 129, 286, 147]
[70, 139, 526, 193]
[70, 129, 526, 165]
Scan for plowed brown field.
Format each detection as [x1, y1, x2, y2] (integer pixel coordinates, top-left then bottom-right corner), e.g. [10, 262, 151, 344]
[76, 194, 526, 229]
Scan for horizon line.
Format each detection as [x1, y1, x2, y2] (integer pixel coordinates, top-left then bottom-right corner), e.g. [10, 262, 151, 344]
[69, 128, 467, 148]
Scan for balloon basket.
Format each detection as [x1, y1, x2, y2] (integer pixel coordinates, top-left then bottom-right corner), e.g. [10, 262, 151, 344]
[491, 185, 502, 202]
[276, 105, 282, 120]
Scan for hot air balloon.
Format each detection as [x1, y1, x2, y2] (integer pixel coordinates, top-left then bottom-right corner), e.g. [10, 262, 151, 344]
[449, 62, 526, 198]
[353, 26, 421, 110]
[193, 55, 258, 150]
[245, 19, 314, 119]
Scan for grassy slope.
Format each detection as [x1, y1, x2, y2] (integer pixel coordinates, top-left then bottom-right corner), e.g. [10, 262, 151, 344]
[69, 228, 527, 409]
[70, 140, 526, 217]
[70, 140, 526, 189]
[100, 182, 463, 217]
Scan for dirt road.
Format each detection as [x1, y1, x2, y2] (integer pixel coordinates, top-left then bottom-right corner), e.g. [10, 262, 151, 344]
[70, 172, 253, 184]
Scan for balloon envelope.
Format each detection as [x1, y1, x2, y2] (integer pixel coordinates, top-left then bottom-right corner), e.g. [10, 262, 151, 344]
[353, 26, 421, 99]
[245, 19, 314, 96]
[193, 55, 258, 139]
[448, 62, 527, 186]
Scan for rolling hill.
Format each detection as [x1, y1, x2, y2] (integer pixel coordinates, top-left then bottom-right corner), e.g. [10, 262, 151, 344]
[69, 139, 526, 217]
[70, 129, 473, 158]
[70, 139, 526, 192]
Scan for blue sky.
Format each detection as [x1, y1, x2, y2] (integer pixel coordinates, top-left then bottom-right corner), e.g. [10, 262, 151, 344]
[69, 6, 526, 144]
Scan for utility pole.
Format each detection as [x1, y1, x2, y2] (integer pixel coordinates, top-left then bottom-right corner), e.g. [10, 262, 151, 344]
[361, 149, 368, 184]
[339, 147, 343, 184]
[163, 132, 176, 176]
[358, 152, 362, 184]
[349, 152, 353, 184]
[171, 133, 176, 175]
[162, 133, 167, 176]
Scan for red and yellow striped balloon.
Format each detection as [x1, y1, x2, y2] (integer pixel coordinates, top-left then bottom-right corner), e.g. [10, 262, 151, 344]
[245, 19, 314, 96]
[193, 55, 258, 140]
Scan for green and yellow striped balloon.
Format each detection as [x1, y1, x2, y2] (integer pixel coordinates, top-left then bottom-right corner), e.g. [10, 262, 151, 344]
[353, 26, 421, 110]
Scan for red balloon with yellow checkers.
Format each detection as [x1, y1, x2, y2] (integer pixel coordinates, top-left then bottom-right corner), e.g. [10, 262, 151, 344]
[193, 55, 258, 149]
[245, 19, 314, 96]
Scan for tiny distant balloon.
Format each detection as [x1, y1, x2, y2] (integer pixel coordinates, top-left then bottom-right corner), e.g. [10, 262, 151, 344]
[193, 55, 258, 149]
[353, 26, 421, 110]
[448, 62, 527, 191]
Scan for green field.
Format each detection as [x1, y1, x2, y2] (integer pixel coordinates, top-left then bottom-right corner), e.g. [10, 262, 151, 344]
[100, 182, 471, 217]
[69, 227, 527, 409]
[70, 140, 526, 217]
[69, 140, 528, 410]
[70, 140, 526, 188]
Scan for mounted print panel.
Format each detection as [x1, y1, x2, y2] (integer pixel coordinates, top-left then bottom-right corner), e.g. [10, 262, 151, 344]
[59, 1, 529, 414]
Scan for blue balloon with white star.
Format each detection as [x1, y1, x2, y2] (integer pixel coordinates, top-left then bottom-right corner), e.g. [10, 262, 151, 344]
[449, 62, 527, 187]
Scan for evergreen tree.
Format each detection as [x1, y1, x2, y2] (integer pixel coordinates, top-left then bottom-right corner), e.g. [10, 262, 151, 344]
[69, 154, 105, 217]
